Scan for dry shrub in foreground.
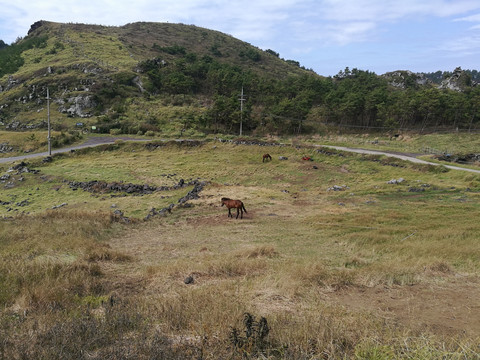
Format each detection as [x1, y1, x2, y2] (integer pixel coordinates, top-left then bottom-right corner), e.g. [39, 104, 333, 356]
[0, 210, 129, 312]
[0, 299, 197, 360]
[5, 259, 105, 314]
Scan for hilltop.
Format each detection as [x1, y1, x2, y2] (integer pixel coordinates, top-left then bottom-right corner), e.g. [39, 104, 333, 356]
[0, 21, 479, 136]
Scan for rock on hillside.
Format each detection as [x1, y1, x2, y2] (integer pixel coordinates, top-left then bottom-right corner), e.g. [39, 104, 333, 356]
[382, 70, 430, 89]
[439, 67, 474, 91]
[383, 67, 476, 91]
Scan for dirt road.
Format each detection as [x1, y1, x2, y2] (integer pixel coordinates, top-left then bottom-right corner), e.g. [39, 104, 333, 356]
[0, 136, 148, 164]
[320, 145, 480, 174]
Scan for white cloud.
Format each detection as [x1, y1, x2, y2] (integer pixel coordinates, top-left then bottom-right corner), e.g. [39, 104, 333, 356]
[2, 0, 480, 74]
[439, 33, 480, 54]
[454, 12, 480, 22]
[323, 22, 377, 45]
[318, 0, 480, 21]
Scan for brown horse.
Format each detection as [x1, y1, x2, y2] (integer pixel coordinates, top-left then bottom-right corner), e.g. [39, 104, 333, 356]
[221, 197, 247, 219]
[262, 153, 272, 162]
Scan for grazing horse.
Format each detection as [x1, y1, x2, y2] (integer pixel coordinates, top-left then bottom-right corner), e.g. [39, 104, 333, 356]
[221, 197, 247, 219]
[262, 153, 272, 162]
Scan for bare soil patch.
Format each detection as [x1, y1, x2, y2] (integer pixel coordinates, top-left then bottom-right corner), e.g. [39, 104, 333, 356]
[328, 277, 480, 337]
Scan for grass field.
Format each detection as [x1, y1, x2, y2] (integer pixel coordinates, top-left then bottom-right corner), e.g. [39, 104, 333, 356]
[1, 138, 479, 359]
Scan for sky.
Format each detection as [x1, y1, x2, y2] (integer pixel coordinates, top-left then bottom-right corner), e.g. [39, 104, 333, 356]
[1, 0, 480, 76]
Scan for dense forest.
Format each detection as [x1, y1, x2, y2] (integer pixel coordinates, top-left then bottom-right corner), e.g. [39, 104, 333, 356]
[1, 22, 480, 135]
[131, 54, 480, 134]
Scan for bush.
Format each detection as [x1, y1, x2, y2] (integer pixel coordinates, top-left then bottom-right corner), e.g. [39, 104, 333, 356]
[110, 128, 122, 135]
[145, 130, 155, 137]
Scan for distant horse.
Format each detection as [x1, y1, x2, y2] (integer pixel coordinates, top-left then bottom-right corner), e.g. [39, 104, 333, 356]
[262, 153, 272, 162]
[221, 197, 247, 219]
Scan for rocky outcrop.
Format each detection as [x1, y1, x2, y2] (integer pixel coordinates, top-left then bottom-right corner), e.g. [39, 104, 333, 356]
[58, 95, 96, 117]
[28, 20, 46, 35]
[439, 67, 473, 91]
[0, 76, 19, 92]
[0, 143, 14, 153]
[383, 68, 476, 92]
[382, 70, 430, 89]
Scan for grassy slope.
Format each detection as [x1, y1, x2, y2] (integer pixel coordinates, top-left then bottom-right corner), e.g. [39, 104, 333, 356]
[0, 21, 314, 135]
[1, 139, 479, 358]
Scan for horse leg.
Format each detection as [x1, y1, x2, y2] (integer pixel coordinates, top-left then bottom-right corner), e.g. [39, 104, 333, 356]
[240, 207, 243, 219]
[228, 208, 232, 217]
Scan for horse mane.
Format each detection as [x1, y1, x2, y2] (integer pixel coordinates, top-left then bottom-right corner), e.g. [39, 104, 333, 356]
[221, 197, 231, 201]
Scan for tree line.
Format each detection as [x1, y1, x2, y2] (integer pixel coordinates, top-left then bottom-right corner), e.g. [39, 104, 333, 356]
[137, 50, 480, 134]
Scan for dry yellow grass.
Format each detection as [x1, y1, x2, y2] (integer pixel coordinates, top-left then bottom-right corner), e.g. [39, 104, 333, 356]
[1, 140, 479, 358]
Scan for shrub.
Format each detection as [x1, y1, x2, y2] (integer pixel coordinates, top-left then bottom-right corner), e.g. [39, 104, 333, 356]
[110, 128, 122, 135]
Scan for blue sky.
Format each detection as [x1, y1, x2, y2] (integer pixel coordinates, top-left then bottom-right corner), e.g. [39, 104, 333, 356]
[1, 0, 480, 76]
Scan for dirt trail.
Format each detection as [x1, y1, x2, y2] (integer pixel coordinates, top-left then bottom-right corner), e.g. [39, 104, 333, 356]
[0, 136, 147, 164]
[320, 145, 480, 174]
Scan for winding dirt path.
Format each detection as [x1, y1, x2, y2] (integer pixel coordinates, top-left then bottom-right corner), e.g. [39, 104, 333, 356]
[320, 145, 480, 174]
[0, 136, 148, 164]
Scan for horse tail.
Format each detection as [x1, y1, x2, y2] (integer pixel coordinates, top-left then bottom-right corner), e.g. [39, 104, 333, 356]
[242, 203, 247, 213]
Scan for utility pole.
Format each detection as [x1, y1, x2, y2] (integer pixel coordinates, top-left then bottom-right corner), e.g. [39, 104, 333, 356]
[239, 86, 246, 136]
[47, 88, 51, 155]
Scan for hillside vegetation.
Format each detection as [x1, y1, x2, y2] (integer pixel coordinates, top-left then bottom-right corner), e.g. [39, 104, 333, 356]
[0, 139, 479, 358]
[1, 21, 480, 139]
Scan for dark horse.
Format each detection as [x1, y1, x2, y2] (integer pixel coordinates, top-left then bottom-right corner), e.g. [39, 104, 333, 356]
[221, 197, 247, 219]
[262, 153, 272, 162]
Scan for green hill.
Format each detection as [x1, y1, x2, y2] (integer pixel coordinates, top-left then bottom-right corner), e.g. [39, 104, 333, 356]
[0, 21, 322, 136]
[1, 20, 480, 136]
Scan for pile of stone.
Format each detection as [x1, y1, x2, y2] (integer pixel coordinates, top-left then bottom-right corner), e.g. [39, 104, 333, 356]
[145, 140, 203, 151]
[178, 180, 207, 204]
[68, 178, 195, 194]
[436, 153, 480, 165]
[315, 148, 346, 157]
[144, 180, 208, 220]
[10, 161, 40, 174]
[387, 178, 405, 184]
[217, 138, 286, 147]
[327, 185, 349, 191]
[0, 143, 14, 153]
